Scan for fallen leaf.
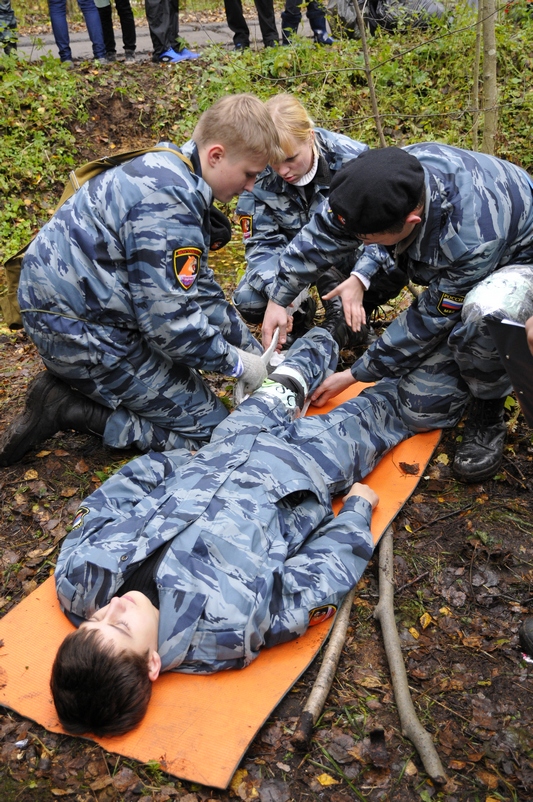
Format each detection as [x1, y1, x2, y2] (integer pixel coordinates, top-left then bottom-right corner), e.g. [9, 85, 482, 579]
[409, 627, 420, 639]
[448, 759, 467, 770]
[36, 450, 52, 458]
[316, 773, 339, 786]
[60, 487, 78, 498]
[404, 759, 418, 776]
[230, 769, 248, 794]
[399, 461, 419, 475]
[420, 612, 433, 629]
[435, 453, 450, 465]
[475, 769, 498, 789]
[24, 469, 38, 480]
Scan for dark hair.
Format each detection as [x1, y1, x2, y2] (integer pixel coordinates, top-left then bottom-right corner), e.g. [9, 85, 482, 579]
[50, 627, 152, 737]
[379, 189, 426, 235]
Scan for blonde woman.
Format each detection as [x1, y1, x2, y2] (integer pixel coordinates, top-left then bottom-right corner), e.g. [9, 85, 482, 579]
[233, 94, 405, 346]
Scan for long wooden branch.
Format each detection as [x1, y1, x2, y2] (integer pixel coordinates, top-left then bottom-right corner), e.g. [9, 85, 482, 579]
[374, 527, 448, 784]
[353, 1, 387, 148]
[291, 587, 356, 749]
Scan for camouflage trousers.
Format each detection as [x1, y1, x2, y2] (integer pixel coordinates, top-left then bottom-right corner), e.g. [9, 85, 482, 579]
[449, 264, 533, 400]
[37, 335, 246, 453]
[217, 328, 466, 497]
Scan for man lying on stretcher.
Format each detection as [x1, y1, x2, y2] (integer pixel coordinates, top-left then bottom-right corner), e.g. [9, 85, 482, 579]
[51, 328, 465, 737]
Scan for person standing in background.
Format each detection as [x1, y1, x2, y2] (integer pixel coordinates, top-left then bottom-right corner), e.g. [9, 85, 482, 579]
[145, 0, 199, 62]
[95, 0, 136, 62]
[0, 0, 17, 54]
[223, 0, 279, 50]
[281, 0, 333, 45]
[48, 0, 107, 64]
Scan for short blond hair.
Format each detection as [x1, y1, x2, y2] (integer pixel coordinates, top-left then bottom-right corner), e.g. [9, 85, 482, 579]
[193, 94, 283, 163]
[265, 94, 315, 155]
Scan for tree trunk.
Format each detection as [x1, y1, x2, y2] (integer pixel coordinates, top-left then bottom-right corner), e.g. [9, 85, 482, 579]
[482, 0, 498, 154]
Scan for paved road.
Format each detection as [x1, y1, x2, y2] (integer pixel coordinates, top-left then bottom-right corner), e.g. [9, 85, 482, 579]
[17, 16, 314, 62]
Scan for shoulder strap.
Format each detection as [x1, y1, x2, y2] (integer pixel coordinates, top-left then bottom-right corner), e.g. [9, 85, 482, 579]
[58, 144, 194, 208]
[1, 145, 194, 330]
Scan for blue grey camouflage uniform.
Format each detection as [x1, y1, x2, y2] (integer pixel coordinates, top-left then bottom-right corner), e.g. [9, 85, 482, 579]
[268, 143, 533, 401]
[233, 128, 369, 321]
[18, 141, 261, 453]
[55, 328, 455, 675]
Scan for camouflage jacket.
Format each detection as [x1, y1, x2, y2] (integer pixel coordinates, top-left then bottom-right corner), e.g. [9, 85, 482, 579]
[268, 143, 533, 381]
[235, 128, 368, 293]
[18, 141, 259, 378]
[54, 403, 373, 674]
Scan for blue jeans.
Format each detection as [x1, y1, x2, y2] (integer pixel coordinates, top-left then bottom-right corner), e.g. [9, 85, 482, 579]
[48, 0, 106, 61]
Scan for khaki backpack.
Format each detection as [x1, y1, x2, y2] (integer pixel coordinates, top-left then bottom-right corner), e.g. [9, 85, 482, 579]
[0, 145, 193, 330]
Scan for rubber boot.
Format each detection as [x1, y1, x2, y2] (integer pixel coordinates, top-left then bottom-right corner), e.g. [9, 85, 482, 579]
[316, 266, 368, 348]
[0, 371, 110, 466]
[519, 618, 533, 657]
[452, 396, 507, 483]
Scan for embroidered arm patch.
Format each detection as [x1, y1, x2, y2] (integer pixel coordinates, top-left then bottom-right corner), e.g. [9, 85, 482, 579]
[436, 292, 464, 316]
[239, 215, 253, 239]
[173, 247, 201, 290]
[309, 604, 337, 626]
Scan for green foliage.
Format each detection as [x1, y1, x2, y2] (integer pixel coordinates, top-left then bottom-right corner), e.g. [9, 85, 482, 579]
[0, 54, 88, 263]
[2, 1, 533, 279]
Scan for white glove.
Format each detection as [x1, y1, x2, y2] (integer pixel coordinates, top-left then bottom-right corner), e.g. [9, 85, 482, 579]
[236, 350, 268, 396]
[234, 329, 280, 406]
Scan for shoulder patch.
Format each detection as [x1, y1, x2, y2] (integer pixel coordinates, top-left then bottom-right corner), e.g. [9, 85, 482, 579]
[173, 247, 201, 290]
[436, 292, 464, 316]
[238, 215, 253, 239]
[71, 506, 90, 530]
[309, 604, 337, 627]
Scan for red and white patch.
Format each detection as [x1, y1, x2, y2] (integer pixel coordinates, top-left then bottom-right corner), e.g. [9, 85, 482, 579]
[173, 247, 201, 290]
[308, 604, 337, 626]
[239, 215, 253, 240]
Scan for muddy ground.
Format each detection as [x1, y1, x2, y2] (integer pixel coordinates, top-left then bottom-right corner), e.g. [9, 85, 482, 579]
[1, 56, 533, 802]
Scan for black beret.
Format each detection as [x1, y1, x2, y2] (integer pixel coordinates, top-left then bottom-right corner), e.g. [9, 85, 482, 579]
[329, 147, 425, 235]
[209, 205, 232, 251]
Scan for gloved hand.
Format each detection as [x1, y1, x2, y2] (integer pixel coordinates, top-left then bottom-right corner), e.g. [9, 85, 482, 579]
[236, 349, 268, 397]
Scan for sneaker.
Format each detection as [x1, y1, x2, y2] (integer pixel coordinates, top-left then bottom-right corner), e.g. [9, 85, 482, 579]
[452, 397, 507, 483]
[314, 30, 334, 45]
[155, 48, 189, 63]
[106, 50, 117, 62]
[234, 42, 249, 51]
[94, 56, 112, 65]
[178, 47, 199, 60]
[124, 49, 136, 63]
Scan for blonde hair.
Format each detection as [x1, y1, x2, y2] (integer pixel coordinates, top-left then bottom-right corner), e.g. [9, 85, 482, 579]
[265, 94, 315, 155]
[193, 94, 283, 163]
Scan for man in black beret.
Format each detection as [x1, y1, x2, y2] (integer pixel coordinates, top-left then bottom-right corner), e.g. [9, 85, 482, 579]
[261, 143, 533, 483]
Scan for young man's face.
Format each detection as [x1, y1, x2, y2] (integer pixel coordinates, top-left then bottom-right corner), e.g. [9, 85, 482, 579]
[81, 591, 160, 660]
[201, 145, 268, 203]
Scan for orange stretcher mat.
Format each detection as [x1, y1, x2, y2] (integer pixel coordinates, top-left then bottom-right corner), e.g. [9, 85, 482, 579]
[0, 384, 440, 789]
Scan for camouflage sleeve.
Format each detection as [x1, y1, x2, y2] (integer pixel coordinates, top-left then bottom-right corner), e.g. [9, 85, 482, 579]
[123, 185, 245, 375]
[236, 190, 294, 290]
[269, 201, 363, 307]
[194, 261, 263, 354]
[351, 238, 506, 381]
[265, 496, 374, 645]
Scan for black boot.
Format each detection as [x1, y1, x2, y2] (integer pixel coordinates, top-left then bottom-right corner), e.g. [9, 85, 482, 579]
[285, 296, 317, 347]
[452, 397, 507, 483]
[519, 618, 533, 657]
[316, 267, 368, 348]
[0, 371, 110, 467]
